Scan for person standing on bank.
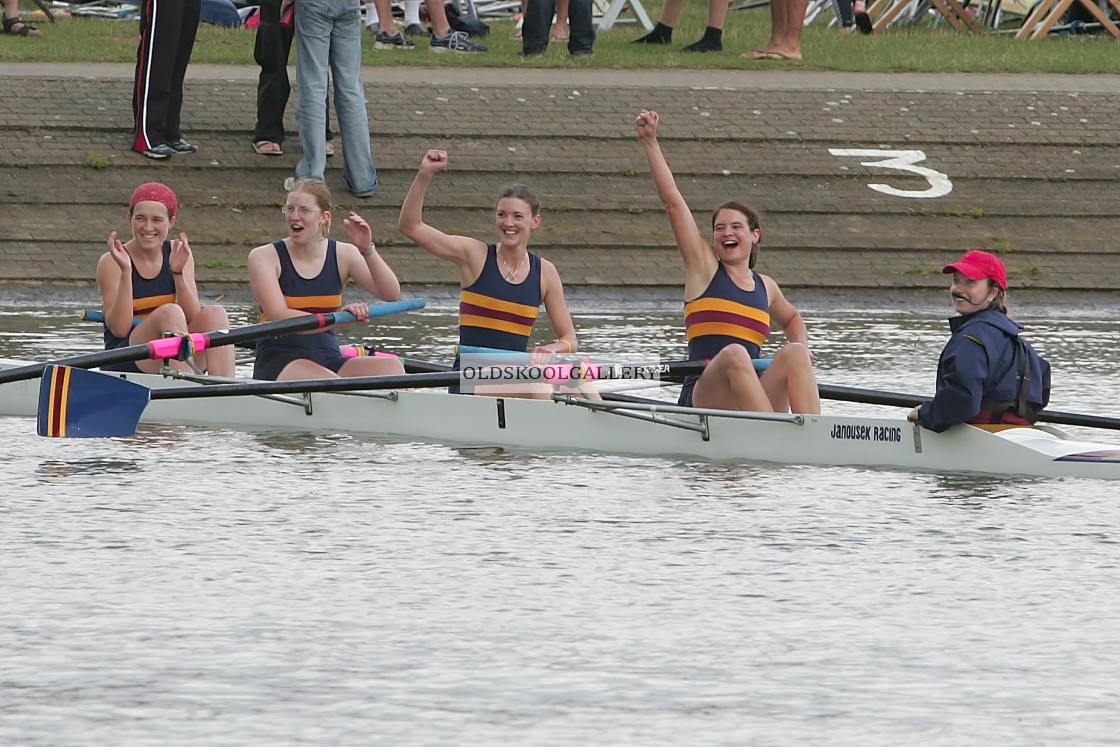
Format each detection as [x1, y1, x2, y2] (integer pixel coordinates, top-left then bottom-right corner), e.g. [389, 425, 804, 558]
[132, 0, 201, 159]
[251, 0, 335, 157]
[908, 250, 1051, 432]
[521, 0, 594, 57]
[291, 0, 378, 198]
[635, 109, 820, 414]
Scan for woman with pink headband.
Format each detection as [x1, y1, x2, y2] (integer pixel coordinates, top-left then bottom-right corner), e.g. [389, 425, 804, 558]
[96, 182, 235, 377]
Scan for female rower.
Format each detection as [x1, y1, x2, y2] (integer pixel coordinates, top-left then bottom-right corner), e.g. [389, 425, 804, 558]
[397, 148, 589, 398]
[908, 249, 1050, 432]
[97, 182, 235, 377]
[248, 177, 405, 381]
[635, 110, 820, 414]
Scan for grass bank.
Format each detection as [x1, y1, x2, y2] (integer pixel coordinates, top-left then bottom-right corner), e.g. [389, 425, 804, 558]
[5, 2, 1120, 73]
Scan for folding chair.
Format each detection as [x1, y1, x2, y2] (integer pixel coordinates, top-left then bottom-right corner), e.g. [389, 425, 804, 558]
[595, 0, 654, 30]
[1014, 0, 1120, 37]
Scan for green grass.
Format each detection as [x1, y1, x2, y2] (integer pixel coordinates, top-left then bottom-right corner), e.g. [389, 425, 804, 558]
[6, 2, 1120, 73]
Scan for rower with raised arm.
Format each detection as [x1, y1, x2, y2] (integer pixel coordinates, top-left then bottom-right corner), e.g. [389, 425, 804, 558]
[97, 182, 235, 377]
[908, 250, 1051, 432]
[248, 177, 406, 381]
[635, 110, 820, 414]
[397, 148, 584, 398]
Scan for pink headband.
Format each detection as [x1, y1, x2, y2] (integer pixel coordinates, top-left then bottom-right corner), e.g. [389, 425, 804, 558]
[129, 182, 178, 217]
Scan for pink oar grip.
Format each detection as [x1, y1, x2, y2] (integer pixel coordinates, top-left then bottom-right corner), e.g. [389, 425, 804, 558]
[543, 362, 599, 384]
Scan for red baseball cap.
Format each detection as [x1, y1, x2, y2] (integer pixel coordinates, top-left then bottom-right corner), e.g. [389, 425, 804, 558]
[129, 182, 178, 218]
[943, 249, 1007, 290]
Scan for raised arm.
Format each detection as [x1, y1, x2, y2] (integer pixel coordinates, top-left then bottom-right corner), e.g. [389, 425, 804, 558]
[635, 111, 716, 280]
[397, 149, 487, 284]
[340, 211, 401, 302]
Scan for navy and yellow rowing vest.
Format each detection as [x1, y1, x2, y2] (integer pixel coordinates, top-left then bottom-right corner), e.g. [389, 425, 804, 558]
[678, 264, 771, 406]
[458, 244, 542, 353]
[103, 240, 177, 351]
[253, 239, 345, 380]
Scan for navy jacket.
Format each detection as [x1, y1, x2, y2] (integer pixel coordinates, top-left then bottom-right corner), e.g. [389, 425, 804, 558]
[918, 308, 1051, 433]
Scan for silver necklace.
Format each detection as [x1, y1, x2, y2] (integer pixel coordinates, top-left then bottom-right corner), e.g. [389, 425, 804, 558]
[500, 250, 528, 281]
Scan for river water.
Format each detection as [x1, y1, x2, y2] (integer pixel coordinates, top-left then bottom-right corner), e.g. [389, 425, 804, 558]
[2, 288, 1119, 747]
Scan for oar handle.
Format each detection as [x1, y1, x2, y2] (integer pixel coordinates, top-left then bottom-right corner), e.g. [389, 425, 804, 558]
[82, 309, 141, 328]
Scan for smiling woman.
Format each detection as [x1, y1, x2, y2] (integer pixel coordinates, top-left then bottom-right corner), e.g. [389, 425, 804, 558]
[247, 176, 405, 382]
[94, 181, 235, 377]
[635, 109, 820, 416]
[396, 147, 586, 398]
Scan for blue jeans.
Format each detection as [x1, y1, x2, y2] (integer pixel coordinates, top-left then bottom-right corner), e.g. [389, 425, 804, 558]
[294, 0, 377, 195]
[522, 0, 595, 55]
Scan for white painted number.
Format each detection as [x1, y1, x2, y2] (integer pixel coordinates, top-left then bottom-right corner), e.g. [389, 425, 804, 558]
[828, 148, 953, 199]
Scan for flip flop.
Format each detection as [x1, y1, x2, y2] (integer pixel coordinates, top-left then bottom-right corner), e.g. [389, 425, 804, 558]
[326, 144, 336, 157]
[741, 49, 773, 60]
[252, 140, 283, 156]
[759, 51, 800, 61]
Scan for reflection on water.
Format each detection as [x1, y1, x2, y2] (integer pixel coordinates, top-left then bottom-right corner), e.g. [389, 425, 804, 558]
[3, 290, 1120, 747]
[36, 457, 142, 481]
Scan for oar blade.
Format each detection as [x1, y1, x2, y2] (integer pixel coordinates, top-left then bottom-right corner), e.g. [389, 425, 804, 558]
[37, 366, 150, 438]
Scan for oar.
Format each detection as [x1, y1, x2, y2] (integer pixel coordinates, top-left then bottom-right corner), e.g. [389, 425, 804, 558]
[3, 298, 425, 385]
[818, 383, 1120, 432]
[457, 345, 772, 373]
[79, 310, 435, 366]
[38, 354, 688, 438]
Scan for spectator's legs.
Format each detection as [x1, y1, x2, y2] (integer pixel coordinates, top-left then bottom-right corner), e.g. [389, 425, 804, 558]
[425, 0, 453, 36]
[742, 0, 809, 59]
[366, 0, 400, 34]
[680, 0, 728, 51]
[631, 0, 685, 43]
[253, 0, 294, 146]
[521, 0, 556, 54]
[551, 0, 569, 40]
[164, 0, 201, 143]
[566, 0, 594, 54]
[328, 0, 378, 195]
[293, 0, 333, 181]
[132, 0, 195, 152]
[2, 0, 42, 35]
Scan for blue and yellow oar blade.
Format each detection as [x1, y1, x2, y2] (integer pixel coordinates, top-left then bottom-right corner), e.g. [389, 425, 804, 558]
[37, 366, 151, 438]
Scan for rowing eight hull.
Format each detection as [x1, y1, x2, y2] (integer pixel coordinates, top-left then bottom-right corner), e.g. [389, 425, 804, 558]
[2, 360, 1119, 480]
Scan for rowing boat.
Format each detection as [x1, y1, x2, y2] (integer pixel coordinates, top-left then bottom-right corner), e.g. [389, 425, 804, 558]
[2, 358, 1119, 480]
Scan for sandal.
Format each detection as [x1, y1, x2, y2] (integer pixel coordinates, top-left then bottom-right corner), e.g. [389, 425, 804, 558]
[252, 140, 284, 156]
[2, 16, 42, 36]
[325, 143, 335, 157]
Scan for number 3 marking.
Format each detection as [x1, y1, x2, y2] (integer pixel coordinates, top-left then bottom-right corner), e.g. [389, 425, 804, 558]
[828, 148, 953, 199]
